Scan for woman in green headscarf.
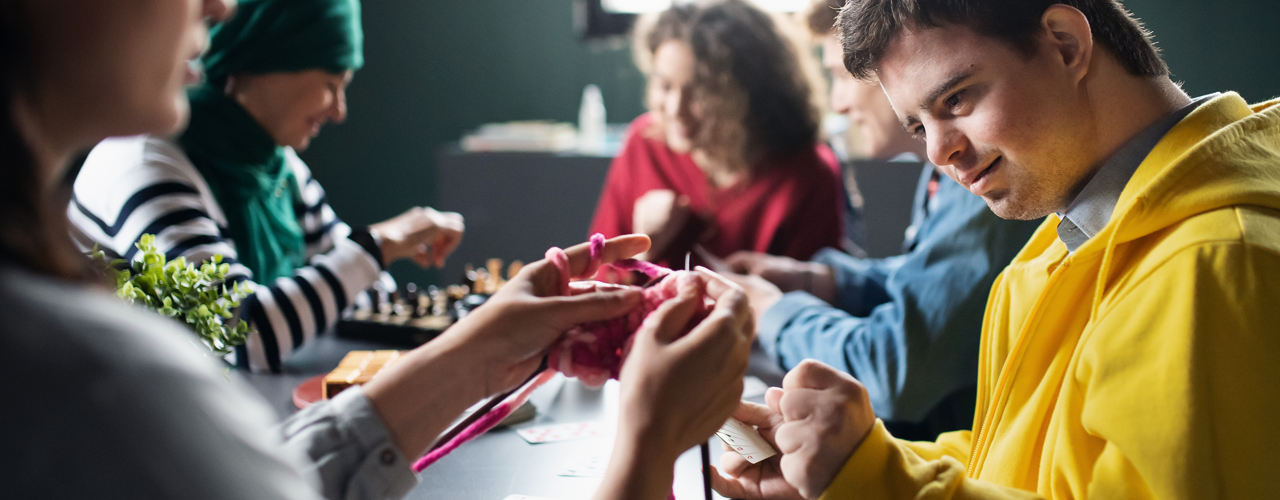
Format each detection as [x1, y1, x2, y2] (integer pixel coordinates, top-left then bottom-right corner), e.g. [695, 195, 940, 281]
[70, 0, 464, 372]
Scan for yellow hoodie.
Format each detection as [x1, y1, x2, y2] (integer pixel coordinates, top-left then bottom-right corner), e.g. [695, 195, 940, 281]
[819, 92, 1280, 499]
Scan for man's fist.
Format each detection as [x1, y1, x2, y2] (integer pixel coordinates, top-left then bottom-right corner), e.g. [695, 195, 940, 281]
[771, 360, 877, 498]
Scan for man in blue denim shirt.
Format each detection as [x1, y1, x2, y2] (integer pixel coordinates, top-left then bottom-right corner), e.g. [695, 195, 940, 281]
[724, 0, 1041, 440]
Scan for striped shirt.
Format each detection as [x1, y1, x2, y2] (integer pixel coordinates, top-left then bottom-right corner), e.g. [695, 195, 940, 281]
[70, 135, 383, 373]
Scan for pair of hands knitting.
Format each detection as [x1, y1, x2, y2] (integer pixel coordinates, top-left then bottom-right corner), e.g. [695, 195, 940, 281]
[362, 234, 755, 496]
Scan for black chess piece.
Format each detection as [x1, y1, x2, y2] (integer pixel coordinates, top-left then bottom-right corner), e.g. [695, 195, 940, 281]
[405, 283, 422, 318]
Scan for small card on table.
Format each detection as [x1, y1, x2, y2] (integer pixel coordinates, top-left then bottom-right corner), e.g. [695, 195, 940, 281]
[516, 421, 602, 444]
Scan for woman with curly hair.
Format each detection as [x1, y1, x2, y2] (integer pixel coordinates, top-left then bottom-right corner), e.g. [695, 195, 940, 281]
[589, 0, 844, 268]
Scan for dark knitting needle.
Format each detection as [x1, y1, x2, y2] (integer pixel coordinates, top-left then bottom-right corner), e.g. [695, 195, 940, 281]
[426, 355, 549, 455]
[683, 251, 713, 500]
[701, 440, 713, 500]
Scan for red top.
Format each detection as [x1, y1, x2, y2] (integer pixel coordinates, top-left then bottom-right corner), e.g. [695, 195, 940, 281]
[589, 113, 843, 267]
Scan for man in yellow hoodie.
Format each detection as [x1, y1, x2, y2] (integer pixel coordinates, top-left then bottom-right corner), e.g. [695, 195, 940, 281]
[711, 0, 1280, 499]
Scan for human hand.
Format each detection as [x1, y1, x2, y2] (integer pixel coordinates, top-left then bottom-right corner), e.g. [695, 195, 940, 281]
[446, 234, 653, 398]
[617, 269, 754, 460]
[632, 189, 691, 261]
[710, 391, 804, 500]
[362, 234, 650, 462]
[725, 251, 836, 303]
[596, 268, 755, 500]
[370, 206, 465, 268]
[771, 360, 877, 498]
[722, 272, 784, 330]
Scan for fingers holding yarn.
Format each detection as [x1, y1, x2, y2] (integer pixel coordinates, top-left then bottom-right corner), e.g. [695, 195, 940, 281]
[542, 287, 644, 326]
[567, 280, 633, 296]
[562, 234, 650, 281]
[638, 274, 705, 344]
[522, 234, 650, 299]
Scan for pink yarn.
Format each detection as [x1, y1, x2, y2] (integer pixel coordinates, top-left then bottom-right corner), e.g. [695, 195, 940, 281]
[412, 370, 557, 471]
[546, 234, 708, 387]
[413, 234, 709, 472]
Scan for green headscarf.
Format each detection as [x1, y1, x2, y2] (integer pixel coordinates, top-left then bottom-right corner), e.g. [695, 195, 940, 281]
[179, 0, 363, 282]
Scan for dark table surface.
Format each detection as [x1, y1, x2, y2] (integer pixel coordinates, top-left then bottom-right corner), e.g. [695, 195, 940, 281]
[244, 333, 784, 500]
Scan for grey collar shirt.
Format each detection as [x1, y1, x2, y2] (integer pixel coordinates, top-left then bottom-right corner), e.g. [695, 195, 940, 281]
[1057, 93, 1220, 252]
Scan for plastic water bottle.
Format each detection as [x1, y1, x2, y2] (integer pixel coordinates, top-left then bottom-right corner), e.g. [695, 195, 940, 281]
[578, 84, 607, 154]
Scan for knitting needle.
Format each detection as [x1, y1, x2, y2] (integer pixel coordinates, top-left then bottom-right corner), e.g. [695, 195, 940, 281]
[686, 252, 713, 500]
[702, 441, 713, 500]
[426, 356, 549, 455]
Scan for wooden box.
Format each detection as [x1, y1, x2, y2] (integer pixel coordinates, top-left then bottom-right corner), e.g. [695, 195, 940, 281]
[322, 350, 403, 399]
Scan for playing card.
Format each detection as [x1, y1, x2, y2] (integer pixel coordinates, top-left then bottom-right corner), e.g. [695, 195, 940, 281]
[715, 417, 777, 464]
[557, 454, 609, 477]
[516, 421, 603, 444]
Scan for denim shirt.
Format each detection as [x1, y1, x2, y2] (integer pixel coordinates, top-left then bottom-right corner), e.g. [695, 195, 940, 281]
[758, 164, 1041, 436]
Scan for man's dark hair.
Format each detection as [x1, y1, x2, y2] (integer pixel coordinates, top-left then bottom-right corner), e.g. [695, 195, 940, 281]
[805, 0, 846, 36]
[837, 0, 1167, 80]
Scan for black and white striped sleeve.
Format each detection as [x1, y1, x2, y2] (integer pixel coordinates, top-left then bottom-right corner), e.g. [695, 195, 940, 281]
[70, 136, 383, 373]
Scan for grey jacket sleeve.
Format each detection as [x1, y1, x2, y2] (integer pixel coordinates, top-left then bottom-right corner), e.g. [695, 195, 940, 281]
[279, 386, 419, 500]
[0, 266, 418, 500]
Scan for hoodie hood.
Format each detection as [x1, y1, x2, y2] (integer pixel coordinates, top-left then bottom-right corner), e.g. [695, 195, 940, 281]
[1094, 93, 1280, 252]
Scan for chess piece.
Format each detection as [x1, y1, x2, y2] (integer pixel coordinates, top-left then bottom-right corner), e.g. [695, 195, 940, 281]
[473, 268, 492, 295]
[463, 264, 477, 291]
[487, 258, 504, 291]
[405, 283, 422, 318]
[507, 260, 523, 282]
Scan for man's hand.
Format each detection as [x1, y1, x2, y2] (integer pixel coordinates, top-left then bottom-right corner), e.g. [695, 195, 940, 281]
[632, 189, 691, 261]
[772, 360, 877, 498]
[722, 272, 784, 329]
[371, 206, 465, 268]
[725, 251, 836, 304]
[710, 391, 803, 500]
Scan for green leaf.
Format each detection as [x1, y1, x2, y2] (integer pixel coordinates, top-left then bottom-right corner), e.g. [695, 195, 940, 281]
[86, 234, 255, 356]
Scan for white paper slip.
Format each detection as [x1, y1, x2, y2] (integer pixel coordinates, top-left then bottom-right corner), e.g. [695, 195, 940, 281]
[502, 496, 560, 500]
[715, 417, 778, 464]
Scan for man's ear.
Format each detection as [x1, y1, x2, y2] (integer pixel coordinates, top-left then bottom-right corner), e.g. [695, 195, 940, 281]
[1041, 4, 1094, 86]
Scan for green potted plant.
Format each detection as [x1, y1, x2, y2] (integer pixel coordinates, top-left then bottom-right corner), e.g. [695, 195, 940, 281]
[93, 234, 252, 355]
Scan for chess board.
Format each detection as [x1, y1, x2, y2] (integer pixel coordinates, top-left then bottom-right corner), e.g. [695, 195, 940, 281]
[336, 258, 523, 346]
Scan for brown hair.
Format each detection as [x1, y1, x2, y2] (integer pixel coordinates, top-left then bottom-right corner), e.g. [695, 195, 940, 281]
[0, 2, 93, 281]
[837, 0, 1167, 80]
[639, 0, 820, 170]
[806, 0, 845, 36]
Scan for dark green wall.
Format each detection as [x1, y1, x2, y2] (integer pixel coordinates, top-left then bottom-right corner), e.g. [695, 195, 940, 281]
[1122, 0, 1280, 102]
[299, 0, 1279, 284]
[301, 0, 648, 222]
[299, 0, 646, 284]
